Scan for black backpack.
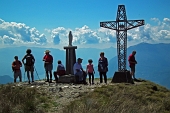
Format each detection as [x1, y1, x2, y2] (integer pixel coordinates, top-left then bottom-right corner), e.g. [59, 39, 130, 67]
[25, 54, 34, 66]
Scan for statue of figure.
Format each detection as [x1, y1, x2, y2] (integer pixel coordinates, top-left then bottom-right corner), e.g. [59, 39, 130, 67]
[69, 31, 73, 46]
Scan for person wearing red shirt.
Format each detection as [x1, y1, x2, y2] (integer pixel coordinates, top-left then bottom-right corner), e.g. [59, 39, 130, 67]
[12, 56, 22, 83]
[128, 51, 137, 81]
[43, 50, 53, 83]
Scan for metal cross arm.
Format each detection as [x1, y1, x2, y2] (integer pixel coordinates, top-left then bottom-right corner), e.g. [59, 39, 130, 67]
[127, 20, 145, 30]
[100, 21, 117, 30]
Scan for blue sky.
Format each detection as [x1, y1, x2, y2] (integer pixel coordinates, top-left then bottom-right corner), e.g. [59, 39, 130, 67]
[0, 0, 170, 48]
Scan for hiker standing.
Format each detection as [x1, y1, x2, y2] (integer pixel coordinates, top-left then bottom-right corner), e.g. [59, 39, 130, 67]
[86, 59, 95, 85]
[128, 50, 137, 81]
[12, 56, 22, 83]
[43, 50, 53, 83]
[22, 49, 35, 84]
[98, 52, 108, 84]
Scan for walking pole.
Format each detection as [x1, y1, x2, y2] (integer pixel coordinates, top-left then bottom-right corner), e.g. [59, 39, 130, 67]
[24, 65, 26, 82]
[34, 66, 40, 80]
[24, 71, 26, 82]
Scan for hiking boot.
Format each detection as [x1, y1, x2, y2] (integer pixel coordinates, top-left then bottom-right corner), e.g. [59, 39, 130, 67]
[32, 81, 34, 83]
[28, 81, 31, 84]
[45, 80, 49, 82]
[83, 81, 88, 85]
[134, 78, 138, 81]
[131, 79, 135, 84]
[49, 80, 53, 83]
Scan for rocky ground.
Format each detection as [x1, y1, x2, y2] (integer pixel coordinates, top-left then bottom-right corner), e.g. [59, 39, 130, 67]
[12, 79, 113, 112]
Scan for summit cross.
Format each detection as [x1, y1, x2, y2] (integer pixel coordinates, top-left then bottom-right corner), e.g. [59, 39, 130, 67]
[100, 5, 144, 72]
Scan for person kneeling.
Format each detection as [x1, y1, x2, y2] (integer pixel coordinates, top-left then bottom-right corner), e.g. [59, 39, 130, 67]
[53, 60, 66, 83]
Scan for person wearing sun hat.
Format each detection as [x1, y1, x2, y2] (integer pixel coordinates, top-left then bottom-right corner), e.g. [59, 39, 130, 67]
[43, 50, 53, 83]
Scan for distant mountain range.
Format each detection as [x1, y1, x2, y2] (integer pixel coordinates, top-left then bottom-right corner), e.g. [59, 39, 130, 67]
[1, 43, 170, 89]
[0, 75, 13, 84]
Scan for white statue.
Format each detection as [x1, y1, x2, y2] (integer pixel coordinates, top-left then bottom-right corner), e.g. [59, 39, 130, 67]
[69, 31, 73, 46]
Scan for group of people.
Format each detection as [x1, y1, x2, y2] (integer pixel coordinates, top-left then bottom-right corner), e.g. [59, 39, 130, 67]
[12, 49, 35, 84]
[73, 52, 109, 85]
[11, 48, 138, 85]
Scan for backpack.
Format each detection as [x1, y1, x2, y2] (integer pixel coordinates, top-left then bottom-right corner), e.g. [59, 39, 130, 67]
[12, 62, 16, 72]
[25, 54, 34, 66]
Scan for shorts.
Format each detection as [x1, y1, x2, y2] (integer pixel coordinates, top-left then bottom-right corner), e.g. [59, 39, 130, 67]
[130, 65, 135, 72]
[44, 63, 53, 71]
[25, 65, 34, 72]
[14, 70, 22, 79]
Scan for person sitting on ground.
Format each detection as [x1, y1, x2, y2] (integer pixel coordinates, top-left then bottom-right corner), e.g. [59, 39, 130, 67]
[12, 56, 22, 83]
[73, 58, 87, 84]
[86, 59, 95, 85]
[22, 49, 35, 84]
[43, 50, 53, 83]
[53, 60, 66, 82]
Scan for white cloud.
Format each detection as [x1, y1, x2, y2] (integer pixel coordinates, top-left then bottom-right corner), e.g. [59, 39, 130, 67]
[1, 18, 170, 48]
[50, 25, 116, 46]
[126, 18, 170, 43]
[0, 19, 47, 45]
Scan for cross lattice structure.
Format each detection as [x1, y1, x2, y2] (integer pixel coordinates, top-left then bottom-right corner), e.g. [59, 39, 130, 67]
[100, 5, 144, 72]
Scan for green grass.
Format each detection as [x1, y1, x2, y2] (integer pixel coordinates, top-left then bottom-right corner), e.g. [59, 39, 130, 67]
[0, 79, 170, 113]
[0, 84, 52, 113]
[62, 80, 170, 113]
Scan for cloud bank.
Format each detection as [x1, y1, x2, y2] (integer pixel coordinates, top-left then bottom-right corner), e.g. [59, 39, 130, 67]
[0, 19, 47, 45]
[0, 18, 170, 48]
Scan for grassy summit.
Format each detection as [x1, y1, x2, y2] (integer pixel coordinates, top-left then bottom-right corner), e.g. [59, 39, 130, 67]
[63, 80, 170, 113]
[0, 80, 170, 113]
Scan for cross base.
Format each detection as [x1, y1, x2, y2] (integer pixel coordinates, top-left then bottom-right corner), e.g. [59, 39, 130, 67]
[111, 71, 133, 83]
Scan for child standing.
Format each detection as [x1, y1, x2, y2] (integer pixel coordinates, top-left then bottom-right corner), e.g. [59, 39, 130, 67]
[86, 59, 95, 85]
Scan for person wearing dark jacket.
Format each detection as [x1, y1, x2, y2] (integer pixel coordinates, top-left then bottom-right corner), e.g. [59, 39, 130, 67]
[98, 52, 108, 84]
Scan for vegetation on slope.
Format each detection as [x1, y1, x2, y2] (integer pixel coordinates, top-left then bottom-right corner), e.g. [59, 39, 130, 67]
[0, 80, 170, 113]
[0, 84, 54, 113]
[63, 81, 170, 113]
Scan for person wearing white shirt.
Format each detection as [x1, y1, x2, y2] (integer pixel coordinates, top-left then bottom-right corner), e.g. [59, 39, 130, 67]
[73, 58, 84, 83]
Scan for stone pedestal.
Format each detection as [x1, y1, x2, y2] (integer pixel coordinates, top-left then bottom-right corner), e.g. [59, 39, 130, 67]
[111, 71, 132, 83]
[63, 46, 77, 75]
[58, 75, 75, 83]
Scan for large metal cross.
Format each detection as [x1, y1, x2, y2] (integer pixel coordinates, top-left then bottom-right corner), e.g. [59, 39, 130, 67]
[100, 5, 144, 72]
